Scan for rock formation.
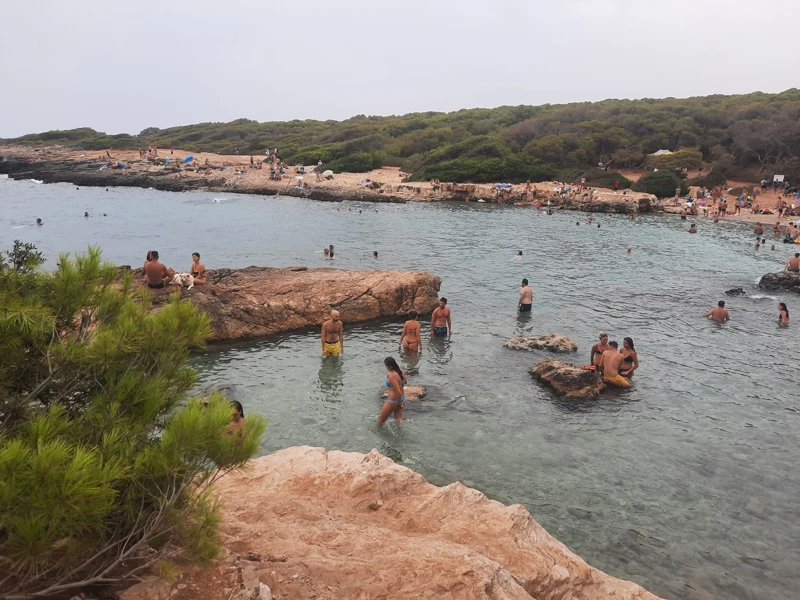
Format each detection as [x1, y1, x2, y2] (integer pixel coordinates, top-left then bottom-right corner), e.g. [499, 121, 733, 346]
[725, 287, 746, 296]
[758, 271, 800, 294]
[504, 334, 578, 353]
[530, 358, 605, 400]
[139, 266, 441, 342]
[206, 447, 660, 600]
[380, 384, 426, 402]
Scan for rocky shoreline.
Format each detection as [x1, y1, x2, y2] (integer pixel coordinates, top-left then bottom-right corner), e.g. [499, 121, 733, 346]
[119, 446, 660, 600]
[136, 266, 441, 342]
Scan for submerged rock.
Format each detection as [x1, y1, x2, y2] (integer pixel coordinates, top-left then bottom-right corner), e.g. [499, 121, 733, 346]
[380, 384, 426, 402]
[530, 358, 605, 400]
[139, 266, 441, 342]
[758, 271, 800, 294]
[725, 287, 746, 296]
[209, 447, 660, 600]
[504, 334, 578, 353]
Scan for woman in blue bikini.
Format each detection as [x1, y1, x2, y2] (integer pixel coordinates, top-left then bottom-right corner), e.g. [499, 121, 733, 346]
[379, 357, 406, 427]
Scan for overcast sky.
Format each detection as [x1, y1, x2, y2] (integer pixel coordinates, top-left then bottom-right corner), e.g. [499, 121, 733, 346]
[1, 0, 798, 138]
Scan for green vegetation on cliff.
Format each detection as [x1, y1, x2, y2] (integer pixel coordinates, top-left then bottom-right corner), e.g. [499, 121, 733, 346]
[0, 244, 265, 597]
[4, 89, 800, 184]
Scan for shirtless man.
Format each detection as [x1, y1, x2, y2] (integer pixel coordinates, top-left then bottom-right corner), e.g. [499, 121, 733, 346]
[321, 310, 344, 357]
[601, 341, 630, 387]
[143, 251, 174, 289]
[688, 224, 697, 233]
[190, 252, 206, 284]
[785, 253, 800, 272]
[702, 300, 730, 323]
[589, 332, 611, 371]
[518, 279, 533, 312]
[754, 222, 764, 235]
[430, 297, 452, 337]
[399, 310, 423, 352]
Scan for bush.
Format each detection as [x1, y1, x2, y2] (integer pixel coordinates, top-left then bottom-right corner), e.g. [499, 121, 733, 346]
[633, 171, 689, 198]
[689, 169, 727, 188]
[0, 245, 266, 597]
[647, 149, 703, 170]
[578, 169, 632, 189]
[327, 152, 376, 173]
[408, 156, 555, 183]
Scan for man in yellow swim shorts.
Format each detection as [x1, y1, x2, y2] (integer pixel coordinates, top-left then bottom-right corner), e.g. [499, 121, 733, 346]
[600, 341, 631, 388]
[321, 310, 344, 358]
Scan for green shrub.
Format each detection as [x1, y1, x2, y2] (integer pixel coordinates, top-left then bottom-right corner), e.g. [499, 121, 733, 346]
[689, 169, 727, 188]
[327, 152, 376, 173]
[0, 245, 265, 597]
[633, 171, 689, 198]
[408, 156, 555, 183]
[647, 149, 703, 170]
[578, 169, 632, 189]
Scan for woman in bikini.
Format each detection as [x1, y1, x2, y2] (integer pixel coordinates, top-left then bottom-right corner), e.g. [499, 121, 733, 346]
[779, 302, 790, 327]
[190, 252, 206, 285]
[620, 337, 639, 377]
[379, 357, 406, 427]
[399, 311, 423, 353]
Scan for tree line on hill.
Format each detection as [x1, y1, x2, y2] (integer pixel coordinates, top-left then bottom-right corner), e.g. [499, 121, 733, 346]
[4, 89, 800, 191]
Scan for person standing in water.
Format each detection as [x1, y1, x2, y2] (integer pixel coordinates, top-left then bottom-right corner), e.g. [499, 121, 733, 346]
[518, 279, 533, 312]
[399, 310, 423, 352]
[328, 244, 335, 259]
[430, 297, 452, 336]
[702, 301, 730, 323]
[379, 357, 406, 427]
[620, 337, 639, 377]
[590, 332, 611, 371]
[778, 302, 789, 326]
[321, 310, 344, 357]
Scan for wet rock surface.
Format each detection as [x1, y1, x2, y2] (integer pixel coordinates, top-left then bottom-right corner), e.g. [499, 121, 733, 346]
[530, 358, 605, 400]
[504, 334, 578, 353]
[758, 271, 800, 294]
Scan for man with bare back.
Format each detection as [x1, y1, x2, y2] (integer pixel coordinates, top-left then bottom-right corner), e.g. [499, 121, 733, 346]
[601, 341, 630, 387]
[143, 251, 175, 289]
[321, 310, 344, 357]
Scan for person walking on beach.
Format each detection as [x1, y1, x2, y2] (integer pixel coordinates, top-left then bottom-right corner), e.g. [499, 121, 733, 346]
[518, 279, 533, 312]
[779, 302, 790, 326]
[590, 332, 611, 371]
[430, 297, 452, 337]
[399, 311, 423, 352]
[321, 310, 344, 357]
[379, 357, 406, 427]
[702, 301, 730, 323]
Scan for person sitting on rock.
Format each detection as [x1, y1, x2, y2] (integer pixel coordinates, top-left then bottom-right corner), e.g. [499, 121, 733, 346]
[143, 250, 175, 289]
[785, 253, 800, 272]
[589, 332, 611, 372]
[190, 252, 207, 285]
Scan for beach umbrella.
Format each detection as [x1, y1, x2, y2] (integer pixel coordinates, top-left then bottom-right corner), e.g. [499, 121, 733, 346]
[322, 170, 333, 177]
[183, 156, 194, 164]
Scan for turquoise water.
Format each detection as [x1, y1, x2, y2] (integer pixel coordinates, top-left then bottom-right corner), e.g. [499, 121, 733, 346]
[2, 178, 798, 600]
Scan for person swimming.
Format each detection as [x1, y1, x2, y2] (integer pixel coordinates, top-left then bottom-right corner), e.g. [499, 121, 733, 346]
[36, 218, 43, 225]
[779, 302, 789, 326]
[379, 356, 406, 427]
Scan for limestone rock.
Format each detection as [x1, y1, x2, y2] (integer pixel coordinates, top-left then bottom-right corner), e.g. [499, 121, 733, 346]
[117, 578, 172, 600]
[138, 266, 441, 342]
[504, 334, 578, 354]
[380, 384, 426, 402]
[758, 271, 800, 294]
[530, 358, 605, 400]
[212, 447, 660, 600]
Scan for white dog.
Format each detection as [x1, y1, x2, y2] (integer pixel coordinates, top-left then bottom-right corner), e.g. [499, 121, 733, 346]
[169, 273, 194, 290]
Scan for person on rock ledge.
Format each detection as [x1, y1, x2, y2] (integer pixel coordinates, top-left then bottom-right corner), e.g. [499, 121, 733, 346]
[321, 310, 344, 358]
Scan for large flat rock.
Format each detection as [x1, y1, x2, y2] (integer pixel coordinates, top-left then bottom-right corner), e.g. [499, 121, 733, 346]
[141, 266, 441, 342]
[758, 271, 800, 294]
[212, 447, 660, 600]
[530, 357, 605, 400]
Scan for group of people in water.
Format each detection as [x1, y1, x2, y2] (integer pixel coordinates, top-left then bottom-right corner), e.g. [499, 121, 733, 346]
[588, 333, 639, 389]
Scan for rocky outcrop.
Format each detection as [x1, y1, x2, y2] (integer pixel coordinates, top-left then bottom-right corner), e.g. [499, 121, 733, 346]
[380, 384, 426, 402]
[209, 446, 659, 600]
[504, 334, 577, 353]
[140, 266, 441, 342]
[758, 271, 800, 294]
[530, 358, 605, 400]
[725, 287, 746, 296]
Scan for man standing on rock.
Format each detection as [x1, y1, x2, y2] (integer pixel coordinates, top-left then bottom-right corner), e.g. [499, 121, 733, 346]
[518, 279, 533, 312]
[321, 310, 344, 357]
[430, 297, 452, 337]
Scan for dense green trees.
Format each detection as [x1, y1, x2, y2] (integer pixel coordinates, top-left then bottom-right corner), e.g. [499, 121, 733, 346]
[634, 171, 689, 198]
[5, 89, 800, 183]
[0, 245, 265, 598]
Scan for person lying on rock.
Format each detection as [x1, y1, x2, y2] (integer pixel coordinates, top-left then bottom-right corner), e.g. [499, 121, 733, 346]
[321, 310, 344, 357]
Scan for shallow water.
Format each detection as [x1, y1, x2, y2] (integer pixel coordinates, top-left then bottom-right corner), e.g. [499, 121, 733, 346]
[2, 178, 799, 600]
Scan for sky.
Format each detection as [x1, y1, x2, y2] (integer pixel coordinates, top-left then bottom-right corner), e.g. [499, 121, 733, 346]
[1, 0, 798, 138]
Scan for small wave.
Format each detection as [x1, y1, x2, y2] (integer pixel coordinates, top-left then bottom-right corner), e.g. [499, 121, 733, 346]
[750, 294, 777, 300]
[754, 276, 762, 285]
[211, 198, 225, 203]
[28, 179, 43, 184]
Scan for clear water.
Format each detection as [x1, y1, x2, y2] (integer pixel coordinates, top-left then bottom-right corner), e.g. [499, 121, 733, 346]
[2, 178, 798, 600]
